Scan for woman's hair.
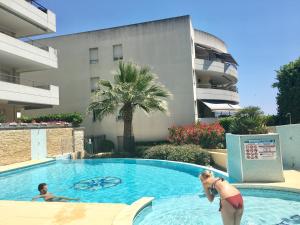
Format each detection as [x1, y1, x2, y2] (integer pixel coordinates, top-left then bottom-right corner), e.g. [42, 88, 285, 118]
[200, 170, 213, 179]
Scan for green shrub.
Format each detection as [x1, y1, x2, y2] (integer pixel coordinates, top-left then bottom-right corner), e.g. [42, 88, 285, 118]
[98, 139, 115, 152]
[263, 115, 280, 126]
[20, 113, 83, 127]
[219, 117, 234, 133]
[230, 106, 268, 134]
[135, 145, 151, 157]
[0, 113, 5, 123]
[143, 144, 213, 166]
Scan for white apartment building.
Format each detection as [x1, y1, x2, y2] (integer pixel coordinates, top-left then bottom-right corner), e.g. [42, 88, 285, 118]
[0, 0, 58, 121]
[23, 15, 240, 145]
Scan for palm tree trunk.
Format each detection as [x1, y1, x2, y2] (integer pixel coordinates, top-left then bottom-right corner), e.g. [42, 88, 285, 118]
[123, 104, 134, 152]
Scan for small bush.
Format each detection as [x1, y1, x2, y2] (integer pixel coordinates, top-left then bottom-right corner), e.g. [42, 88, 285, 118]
[20, 113, 83, 126]
[219, 117, 234, 133]
[143, 144, 213, 166]
[230, 106, 268, 134]
[168, 123, 225, 149]
[0, 113, 5, 123]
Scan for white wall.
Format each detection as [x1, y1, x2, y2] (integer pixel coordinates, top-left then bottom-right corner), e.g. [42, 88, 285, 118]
[0, 0, 56, 35]
[194, 29, 227, 53]
[0, 81, 59, 105]
[196, 88, 239, 103]
[23, 16, 196, 144]
[276, 124, 300, 169]
[0, 32, 57, 71]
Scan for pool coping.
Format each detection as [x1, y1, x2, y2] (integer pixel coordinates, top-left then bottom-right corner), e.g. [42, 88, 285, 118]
[113, 197, 154, 225]
[234, 183, 300, 193]
[0, 158, 55, 175]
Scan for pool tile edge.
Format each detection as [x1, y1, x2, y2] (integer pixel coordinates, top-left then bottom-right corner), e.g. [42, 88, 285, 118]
[234, 183, 300, 193]
[112, 197, 154, 225]
[0, 158, 55, 174]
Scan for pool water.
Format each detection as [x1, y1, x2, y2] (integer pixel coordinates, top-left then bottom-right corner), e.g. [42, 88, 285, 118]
[134, 190, 300, 225]
[0, 159, 210, 204]
[0, 159, 299, 225]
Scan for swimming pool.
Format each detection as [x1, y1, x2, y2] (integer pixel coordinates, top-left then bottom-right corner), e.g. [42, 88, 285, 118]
[0, 159, 223, 204]
[0, 159, 299, 225]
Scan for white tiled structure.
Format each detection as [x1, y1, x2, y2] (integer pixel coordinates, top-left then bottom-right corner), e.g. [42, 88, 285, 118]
[0, 0, 59, 121]
[23, 15, 240, 144]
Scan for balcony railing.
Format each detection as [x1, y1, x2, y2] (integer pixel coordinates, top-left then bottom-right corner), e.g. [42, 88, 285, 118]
[195, 54, 237, 70]
[197, 84, 238, 93]
[21, 36, 52, 52]
[0, 73, 50, 90]
[25, 0, 48, 13]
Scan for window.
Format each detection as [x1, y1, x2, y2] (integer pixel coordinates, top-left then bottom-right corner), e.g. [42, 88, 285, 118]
[89, 48, 99, 64]
[90, 77, 100, 92]
[113, 44, 123, 61]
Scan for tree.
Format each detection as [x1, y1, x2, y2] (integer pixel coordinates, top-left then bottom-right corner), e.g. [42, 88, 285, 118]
[273, 57, 300, 124]
[88, 61, 171, 152]
[230, 106, 268, 134]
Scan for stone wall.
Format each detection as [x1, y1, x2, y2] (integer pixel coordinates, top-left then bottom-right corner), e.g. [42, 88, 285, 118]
[0, 130, 31, 165]
[46, 128, 73, 157]
[0, 127, 84, 165]
[73, 128, 84, 152]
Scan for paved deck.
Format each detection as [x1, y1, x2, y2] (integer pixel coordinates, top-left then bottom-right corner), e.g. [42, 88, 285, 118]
[0, 159, 54, 173]
[235, 169, 300, 192]
[0, 201, 126, 225]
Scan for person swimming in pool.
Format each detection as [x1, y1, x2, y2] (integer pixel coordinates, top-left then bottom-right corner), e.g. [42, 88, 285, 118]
[32, 183, 79, 202]
[199, 170, 243, 225]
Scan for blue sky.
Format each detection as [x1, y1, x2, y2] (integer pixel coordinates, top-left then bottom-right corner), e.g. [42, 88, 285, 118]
[38, 0, 300, 114]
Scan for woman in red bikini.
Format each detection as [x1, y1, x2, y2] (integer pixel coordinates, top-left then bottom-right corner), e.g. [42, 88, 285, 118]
[199, 170, 243, 225]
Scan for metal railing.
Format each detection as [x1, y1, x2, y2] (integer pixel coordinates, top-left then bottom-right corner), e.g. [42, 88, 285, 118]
[25, 0, 48, 13]
[0, 73, 51, 90]
[21, 37, 50, 51]
[197, 84, 238, 93]
[195, 54, 238, 70]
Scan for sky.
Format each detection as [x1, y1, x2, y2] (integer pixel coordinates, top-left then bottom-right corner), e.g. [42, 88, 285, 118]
[37, 0, 300, 114]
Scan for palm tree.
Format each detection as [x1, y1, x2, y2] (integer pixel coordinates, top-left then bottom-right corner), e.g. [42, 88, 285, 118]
[88, 61, 171, 152]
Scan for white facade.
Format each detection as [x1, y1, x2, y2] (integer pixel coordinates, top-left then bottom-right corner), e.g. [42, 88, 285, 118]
[0, 0, 58, 121]
[23, 16, 240, 145]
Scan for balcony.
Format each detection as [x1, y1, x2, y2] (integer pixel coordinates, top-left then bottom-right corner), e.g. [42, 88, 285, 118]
[0, 32, 57, 72]
[0, 0, 56, 37]
[0, 73, 59, 106]
[194, 58, 238, 81]
[196, 87, 240, 104]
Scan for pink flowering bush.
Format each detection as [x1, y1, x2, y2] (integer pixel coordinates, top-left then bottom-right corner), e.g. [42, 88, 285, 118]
[168, 122, 225, 149]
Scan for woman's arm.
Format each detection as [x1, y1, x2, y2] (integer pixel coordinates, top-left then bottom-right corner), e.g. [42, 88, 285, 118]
[202, 183, 215, 202]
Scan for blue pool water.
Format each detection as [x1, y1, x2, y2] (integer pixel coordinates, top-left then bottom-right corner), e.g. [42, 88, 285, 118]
[0, 159, 299, 225]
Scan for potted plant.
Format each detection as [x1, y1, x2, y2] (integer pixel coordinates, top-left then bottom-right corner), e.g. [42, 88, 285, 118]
[226, 106, 284, 182]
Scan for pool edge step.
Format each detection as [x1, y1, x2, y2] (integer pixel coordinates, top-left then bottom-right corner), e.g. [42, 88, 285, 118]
[112, 197, 154, 225]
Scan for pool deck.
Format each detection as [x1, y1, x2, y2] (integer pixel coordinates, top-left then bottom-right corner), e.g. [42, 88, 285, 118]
[235, 169, 300, 193]
[0, 197, 153, 225]
[0, 159, 54, 173]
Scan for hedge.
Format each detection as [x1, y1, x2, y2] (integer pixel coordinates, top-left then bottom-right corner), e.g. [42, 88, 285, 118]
[20, 112, 83, 126]
[142, 144, 213, 166]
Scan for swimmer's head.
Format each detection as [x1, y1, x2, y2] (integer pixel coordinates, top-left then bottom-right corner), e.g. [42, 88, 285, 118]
[199, 170, 214, 182]
[38, 183, 48, 194]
